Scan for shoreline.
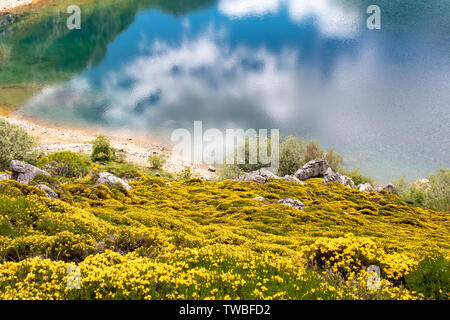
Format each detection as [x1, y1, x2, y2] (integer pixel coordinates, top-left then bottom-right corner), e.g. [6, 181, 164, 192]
[0, 113, 216, 180]
[0, 0, 48, 13]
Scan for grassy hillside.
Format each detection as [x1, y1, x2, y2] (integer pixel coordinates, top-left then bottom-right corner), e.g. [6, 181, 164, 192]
[0, 166, 448, 300]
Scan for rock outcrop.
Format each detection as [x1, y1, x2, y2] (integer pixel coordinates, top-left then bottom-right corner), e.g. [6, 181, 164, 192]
[283, 175, 306, 185]
[322, 168, 354, 188]
[277, 198, 305, 211]
[253, 196, 265, 201]
[36, 184, 59, 199]
[96, 172, 132, 190]
[293, 160, 354, 188]
[375, 183, 396, 193]
[235, 168, 280, 184]
[10, 160, 50, 184]
[294, 160, 329, 181]
[0, 173, 12, 181]
[358, 183, 374, 193]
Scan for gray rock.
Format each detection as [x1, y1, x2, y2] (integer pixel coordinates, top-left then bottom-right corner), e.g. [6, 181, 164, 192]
[358, 183, 374, 193]
[294, 160, 329, 181]
[322, 169, 354, 188]
[253, 196, 265, 201]
[96, 172, 132, 190]
[235, 168, 279, 184]
[257, 168, 280, 179]
[375, 183, 396, 193]
[277, 198, 305, 210]
[0, 173, 12, 181]
[283, 175, 306, 185]
[36, 184, 59, 199]
[10, 160, 50, 184]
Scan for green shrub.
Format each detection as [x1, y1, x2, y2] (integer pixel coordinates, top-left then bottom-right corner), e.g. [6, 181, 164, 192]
[148, 154, 166, 170]
[324, 149, 343, 172]
[424, 169, 449, 212]
[405, 254, 449, 300]
[303, 140, 324, 163]
[39, 151, 90, 178]
[91, 135, 116, 162]
[341, 167, 375, 186]
[394, 170, 449, 211]
[277, 136, 304, 176]
[217, 164, 243, 180]
[0, 118, 38, 170]
[179, 166, 192, 180]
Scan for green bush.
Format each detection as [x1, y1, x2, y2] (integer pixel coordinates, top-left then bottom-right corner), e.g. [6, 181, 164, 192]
[91, 135, 116, 162]
[148, 154, 166, 170]
[394, 170, 449, 211]
[39, 151, 90, 178]
[277, 136, 304, 176]
[303, 140, 324, 163]
[405, 254, 449, 300]
[324, 149, 343, 172]
[217, 164, 243, 180]
[341, 167, 375, 186]
[0, 118, 38, 170]
[424, 169, 449, 212]
[178, 166, 192, 180]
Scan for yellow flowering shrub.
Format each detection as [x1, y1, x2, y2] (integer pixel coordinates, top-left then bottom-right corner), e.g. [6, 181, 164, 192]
[0, 174, 448, 300]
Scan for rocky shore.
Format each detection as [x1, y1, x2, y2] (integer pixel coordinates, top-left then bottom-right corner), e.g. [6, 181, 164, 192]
[0, 114, 216, 179]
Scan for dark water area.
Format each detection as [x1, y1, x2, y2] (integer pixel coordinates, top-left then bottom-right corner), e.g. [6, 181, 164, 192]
[0, 0, 449, 182]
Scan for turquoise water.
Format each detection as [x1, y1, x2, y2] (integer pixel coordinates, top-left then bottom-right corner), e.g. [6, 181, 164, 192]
[1, 0, 449, 182]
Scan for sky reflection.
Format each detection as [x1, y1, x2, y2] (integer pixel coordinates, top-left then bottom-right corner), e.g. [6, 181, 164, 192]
[19, 1, 450, 182]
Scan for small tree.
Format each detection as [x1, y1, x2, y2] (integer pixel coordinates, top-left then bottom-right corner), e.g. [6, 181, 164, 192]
[0, 118, 38, 170]
[303, 140, 324, 163]
[277, 136, 305, 176]
[324, 149, 343, 172]
[91, 135, 116, 162]
[148, 154, 166, 170]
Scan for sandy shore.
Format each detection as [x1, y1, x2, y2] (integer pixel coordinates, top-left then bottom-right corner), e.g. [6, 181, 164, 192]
[0, 114, 216, 179]
[0, 0, 35, 12]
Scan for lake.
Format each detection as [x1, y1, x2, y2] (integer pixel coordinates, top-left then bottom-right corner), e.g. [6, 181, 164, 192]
[1, 0, 449, 182]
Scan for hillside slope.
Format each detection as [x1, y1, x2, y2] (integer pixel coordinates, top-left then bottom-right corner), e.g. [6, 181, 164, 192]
[0, 174, 448, 299]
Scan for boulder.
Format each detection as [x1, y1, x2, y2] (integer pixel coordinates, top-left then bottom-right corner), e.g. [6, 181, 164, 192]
[235, 168, 279, 184]
[0, 173, 12, 181]
[358, 183, 374, 193]
[10, 160, 50, 184]
[294, 160, 329, 181]
[36, 184, 59, 199]
[322, 169, 354, 188]
[375, 183, 396, 193]
[253, 196, 265, 201]
[258, 168, 280, 179]
[283, 175, 306, 185]
[277, 198, 305, 211]
[96, 172, 132, 190]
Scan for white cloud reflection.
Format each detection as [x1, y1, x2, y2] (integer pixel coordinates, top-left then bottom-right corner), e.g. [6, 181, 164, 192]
[219, 0, 361, 38]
